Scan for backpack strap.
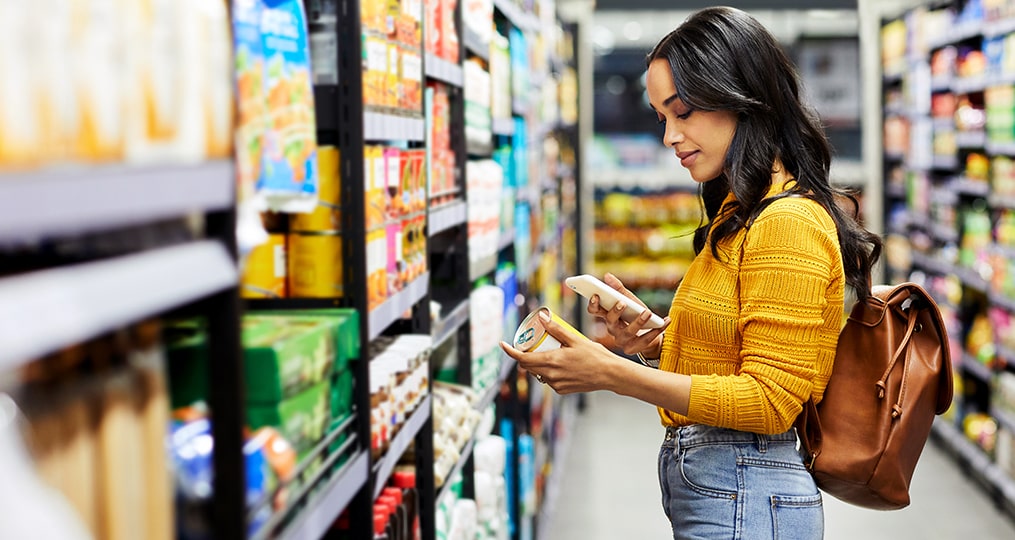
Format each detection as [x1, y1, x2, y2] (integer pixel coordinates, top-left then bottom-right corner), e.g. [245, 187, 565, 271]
[795, 398, 822, 471]
[875, 306, 920, 419]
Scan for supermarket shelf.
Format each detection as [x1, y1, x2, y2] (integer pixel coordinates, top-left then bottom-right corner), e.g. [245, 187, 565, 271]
[962, 353, 994, 384]
[499, 228, 515, 251]
[0, 161, 232, 242]
[425, 53, 464, 87]
[989, 291, 1015, 314]
[931, 155, 959, 171]
[930, 75, 951, 93]
[951, 176, 991, 197]
[512, 98, 528, 117]
[910, 251, 954, 276]
[433, 299, 470, 347]
[476, 356, 515, 412]
[369, 272, 430, 341]
[436, 356, 515, 503]
[0, 240, 236, 372]
[463, 27, 490, 61]
[987, 141, 1015, 155]
[1000, 345, 1015, 365]
[275, 450, 369, 540]
[535, 396, 579, 540]
[952, 75, 988, 95]
[428, 200, 467, 236]
[957, 266, 990, 293]
[994, 407, 1015, 434]
[990, 193, 1015, 209]
[931, 222, 959, 244]
[492, 117, 516, 136]
[493, 0, 539, 31]
[931, 417, 1015, 517]
[956, 130, 988, 149]
[886, 182, 907, 199]
[364, 110, 426, 142]
[373, 394, 433, 500]
[984, 17, 1015, 39]
[436, 438, 476, 504]
[469, 254, 497, 282]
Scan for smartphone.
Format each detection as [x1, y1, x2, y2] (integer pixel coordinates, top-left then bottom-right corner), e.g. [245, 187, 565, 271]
[564, 274, 666, 329]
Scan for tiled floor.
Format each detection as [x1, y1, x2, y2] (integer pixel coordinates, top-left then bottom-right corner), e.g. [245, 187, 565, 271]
[544, 391, 1015, 539]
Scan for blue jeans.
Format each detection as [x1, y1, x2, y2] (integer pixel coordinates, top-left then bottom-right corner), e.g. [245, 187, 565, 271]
[658, 424, 823, 540]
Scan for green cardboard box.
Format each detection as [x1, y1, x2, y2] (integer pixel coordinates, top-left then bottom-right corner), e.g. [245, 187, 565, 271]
[243, 318, 334, 403]
[248, 309, 360, 374]
[248, 380, 332, 458]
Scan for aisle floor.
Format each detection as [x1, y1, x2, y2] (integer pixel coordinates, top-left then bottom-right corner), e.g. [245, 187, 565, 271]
[544, 391, 1015, 540]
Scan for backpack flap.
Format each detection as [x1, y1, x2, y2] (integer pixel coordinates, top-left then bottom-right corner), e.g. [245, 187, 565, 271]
[881, 284, 954, 415]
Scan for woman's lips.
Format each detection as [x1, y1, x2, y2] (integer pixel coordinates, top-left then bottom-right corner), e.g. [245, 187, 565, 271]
[677, 150, 699, 168]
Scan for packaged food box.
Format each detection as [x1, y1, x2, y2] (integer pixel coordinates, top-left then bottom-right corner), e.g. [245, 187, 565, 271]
[243, 318, 335, 402]
[248, 380, 331, 457]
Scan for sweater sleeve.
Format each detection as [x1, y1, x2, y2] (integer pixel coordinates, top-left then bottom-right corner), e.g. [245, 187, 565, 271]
[685, 199, 841, 434]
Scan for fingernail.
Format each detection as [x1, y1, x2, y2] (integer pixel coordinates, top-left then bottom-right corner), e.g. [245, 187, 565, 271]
[615, 302, 625, 312]
[538, 310, 551, 322]
[639, 311, 650, 321]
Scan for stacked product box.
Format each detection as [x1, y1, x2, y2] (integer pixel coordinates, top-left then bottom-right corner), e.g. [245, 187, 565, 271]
[428, 83, 458, 203]
[361, 0, 424, 113]
[425, 0, 461, 63]
[369, 335, 432, 460]
[466, 160, 504, 268]
[364, 145, 429, 310]
[469, 284, 505, 395]
[166, 309, 360, 470]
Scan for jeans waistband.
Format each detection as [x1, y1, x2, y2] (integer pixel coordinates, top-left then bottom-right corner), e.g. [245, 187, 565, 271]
[663, 424, 797, 449]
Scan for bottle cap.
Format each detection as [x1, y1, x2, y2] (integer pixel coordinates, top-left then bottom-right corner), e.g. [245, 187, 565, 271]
[392, 470, 416, 488]
[382, 487, 403, 506]
[374, 513, 386, 534]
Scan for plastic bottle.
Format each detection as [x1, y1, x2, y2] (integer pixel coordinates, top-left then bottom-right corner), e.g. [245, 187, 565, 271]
[377, 495, 400, 540]
[373, 504, 390, 540]
[382, 488, 408, 540]
[393, 470, 420, 540]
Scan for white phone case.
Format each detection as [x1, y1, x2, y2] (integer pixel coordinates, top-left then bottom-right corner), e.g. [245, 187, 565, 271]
[564, 274, 666, 329]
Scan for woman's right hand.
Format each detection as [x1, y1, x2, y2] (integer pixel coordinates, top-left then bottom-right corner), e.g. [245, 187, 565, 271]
[587, 273, 670, 358]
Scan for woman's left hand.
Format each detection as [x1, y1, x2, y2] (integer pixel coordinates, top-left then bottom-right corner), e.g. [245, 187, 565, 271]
[499, 310, 623, 394]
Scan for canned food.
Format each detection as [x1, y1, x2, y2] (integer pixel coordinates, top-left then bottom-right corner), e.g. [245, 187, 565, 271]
[288, 231, 344, 298]
[513, 307, 587, 352]
[241, 234, 287, 298]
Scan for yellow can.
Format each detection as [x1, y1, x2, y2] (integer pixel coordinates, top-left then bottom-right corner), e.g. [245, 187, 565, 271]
[241, 234, 287, 298]
[291, 146, 342, 232]
[512, 307, 587, 352]
[288, 231, 344, 298]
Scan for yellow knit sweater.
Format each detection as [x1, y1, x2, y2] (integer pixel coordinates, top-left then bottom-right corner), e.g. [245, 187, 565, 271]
[658, 174, 845, 434]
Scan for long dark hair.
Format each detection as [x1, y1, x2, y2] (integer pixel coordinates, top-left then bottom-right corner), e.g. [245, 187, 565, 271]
[647, 7, 881, 301]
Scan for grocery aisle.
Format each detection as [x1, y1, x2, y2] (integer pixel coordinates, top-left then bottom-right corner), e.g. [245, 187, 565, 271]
[545, 391, 1015, 539]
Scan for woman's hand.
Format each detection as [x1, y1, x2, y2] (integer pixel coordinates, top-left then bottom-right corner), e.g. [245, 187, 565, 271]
[587, 273, 670, 357]
[500, 310, 626, 395]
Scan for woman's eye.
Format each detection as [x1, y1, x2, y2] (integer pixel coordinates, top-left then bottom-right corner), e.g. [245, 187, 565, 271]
[676, 110, 693, 120]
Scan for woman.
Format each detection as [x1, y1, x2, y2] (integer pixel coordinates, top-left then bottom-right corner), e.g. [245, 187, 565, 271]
[500, 7, 882, 539]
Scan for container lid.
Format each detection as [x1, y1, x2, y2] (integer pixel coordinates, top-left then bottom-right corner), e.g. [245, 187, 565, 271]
[393, 470, 416, 488]
[374, 513, 386, 534]
[382, 487, 403, 505]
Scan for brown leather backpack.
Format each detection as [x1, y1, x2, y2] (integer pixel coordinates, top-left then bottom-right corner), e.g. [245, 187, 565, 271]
[795, 282, 953, 510]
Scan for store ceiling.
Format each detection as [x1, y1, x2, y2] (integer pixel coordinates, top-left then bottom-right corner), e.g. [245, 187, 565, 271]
[594, 0, 857, 10]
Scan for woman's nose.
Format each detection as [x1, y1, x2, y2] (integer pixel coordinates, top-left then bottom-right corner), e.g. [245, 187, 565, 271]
[663, 123, 684, 147]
